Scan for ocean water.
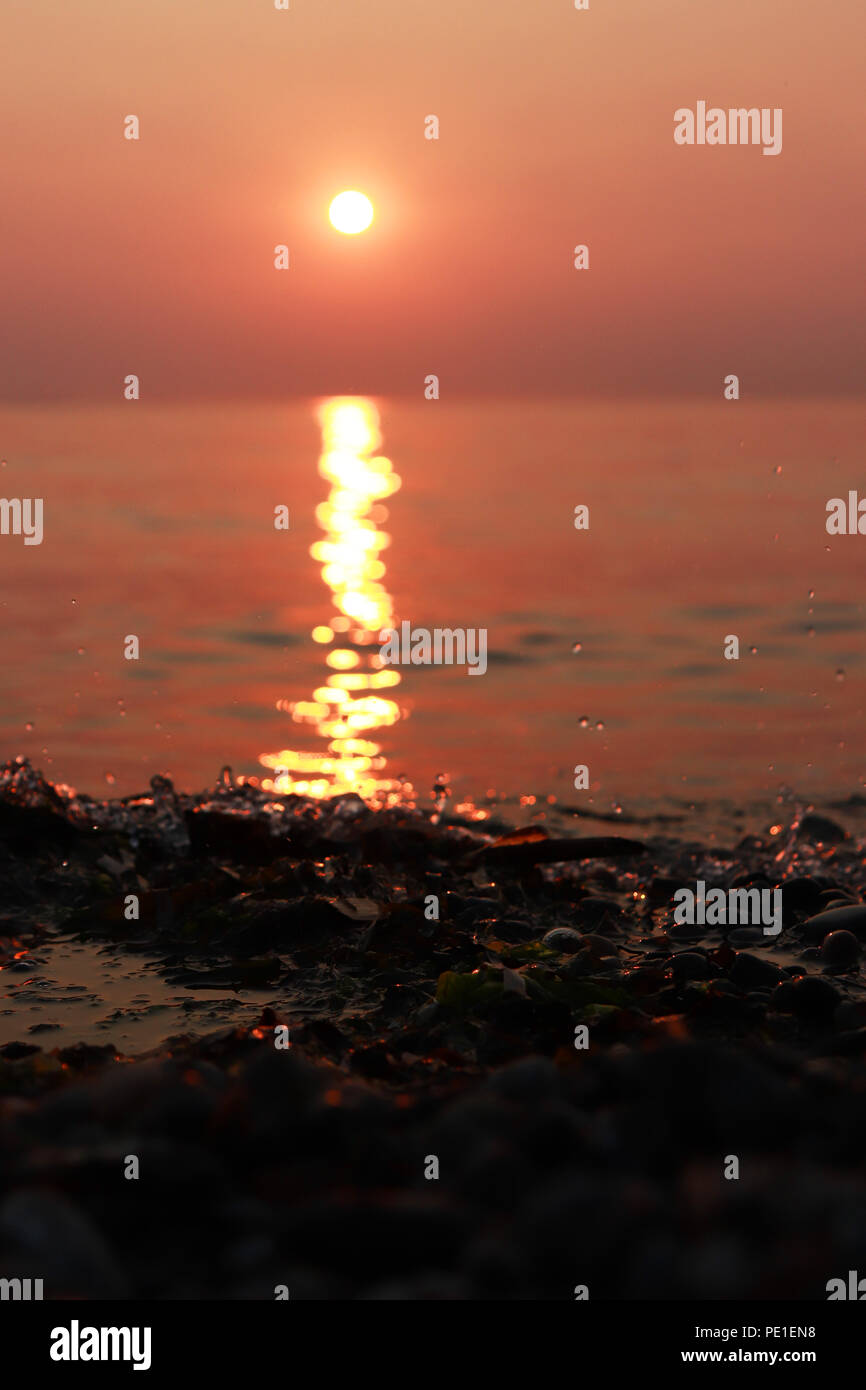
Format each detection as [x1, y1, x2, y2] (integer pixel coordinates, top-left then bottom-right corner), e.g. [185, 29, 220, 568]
[0, 396, 862, 820]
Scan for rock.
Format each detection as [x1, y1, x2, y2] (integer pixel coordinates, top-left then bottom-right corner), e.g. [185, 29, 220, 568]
[796, 813, 848, 846]
[803, 905, 866, 942]
[669, 952, 710, 981]
[617, 1042, 798, 1157]
[185, 808, 283, 863]
[0, 1189, 129, 1299]
[835, 1000, 866, 1030]
[822, 1028, 866, 1057]
[576, 933, 620, 960]
[0, 799, 81, 851]
[478, 836, 647, 868]
[541, 927, 584, 953]
[495, 917, 534, 942]
[56, 1042, 117, 1070]
[772, 976, 841, 1020]
[821, 930, 860, 966]
[0, 1041, 41, 1060]
[779, 876, 833, 922]
[726, 927, 763, 946]
[729, 952, 786, 989]
[646, 876, 682, 906]
[484, 1057, 562, 1103]
[574, 898, 626, 931]
[730, 873, 773, 892]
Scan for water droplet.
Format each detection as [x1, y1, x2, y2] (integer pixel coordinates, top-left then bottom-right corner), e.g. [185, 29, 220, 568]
[105, 772, 116, 785]
[808, 589, 815, 599]
[749, 646, 757, 655]
[578, 716, 589, 728]
[571, 642, 582, 653]
[595, 721, 604, 731]
[836, 668, 846, 682]
[774, 465, 782, 475]
[24, 721, 33, 732]
[431, 772, 451, 820]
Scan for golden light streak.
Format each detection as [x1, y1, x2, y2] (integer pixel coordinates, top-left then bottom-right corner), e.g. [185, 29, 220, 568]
[260, 398, 405, 801]
[326, 649, 361, 670]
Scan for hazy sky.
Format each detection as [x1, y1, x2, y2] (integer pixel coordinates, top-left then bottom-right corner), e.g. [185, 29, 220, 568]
[3, 0, 864, 398]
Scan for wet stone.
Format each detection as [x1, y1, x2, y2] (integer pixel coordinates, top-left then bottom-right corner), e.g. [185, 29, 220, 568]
[821, 930, 860, 966]
[779, 875, 834, 922]
[669, 952, 711, 982]
[574, 897, 625, 930]
[541, 927, 583, 953]
[772, 976, 841, 1020]
[796, 813, 848, 845]
[803, 905, 866, 942]
[728, 952, 786, 989]
[726, 927, 764, 946]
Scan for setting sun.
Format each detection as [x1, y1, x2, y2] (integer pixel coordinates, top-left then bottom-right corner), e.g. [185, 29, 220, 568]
[328, 190, 374, 235]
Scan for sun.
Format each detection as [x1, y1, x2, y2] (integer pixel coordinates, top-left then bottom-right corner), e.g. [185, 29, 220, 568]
[329, 190, 374, 235]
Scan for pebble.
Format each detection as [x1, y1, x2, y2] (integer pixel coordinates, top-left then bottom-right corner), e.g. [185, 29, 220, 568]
[577, 933, 620, 959]
[726, 927, 763, 946]
[729, 952, 786, 989]
[0, 1189, 129, 1299]
[796, 813, 848, 845]
[820, 930, 860, 966]
[772, 975, 841, 1020]
[484, 1057, 562, 1103]
[574, 897, 625, 930]
[541, 927, 584, 953]
[803, 905, 866, 942]
[835, 1000, 866, 1030]
[779, 875, 833, 920]
[669, 952, 710, 982]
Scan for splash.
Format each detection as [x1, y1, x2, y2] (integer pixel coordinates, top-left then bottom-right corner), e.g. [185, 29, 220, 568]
[259, 399, 406, 801]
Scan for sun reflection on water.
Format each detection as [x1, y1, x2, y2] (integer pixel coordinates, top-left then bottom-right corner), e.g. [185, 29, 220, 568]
[259, 398, 406, 801]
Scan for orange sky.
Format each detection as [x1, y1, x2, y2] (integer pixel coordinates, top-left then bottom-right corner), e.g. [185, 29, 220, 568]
[2, 0, 865, 399]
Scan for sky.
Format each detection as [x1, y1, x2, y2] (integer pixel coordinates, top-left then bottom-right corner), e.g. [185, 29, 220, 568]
[3, 0, 865, 400]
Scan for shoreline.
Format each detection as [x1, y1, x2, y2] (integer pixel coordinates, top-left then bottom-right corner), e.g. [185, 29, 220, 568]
[2, 757, 866, 1297]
